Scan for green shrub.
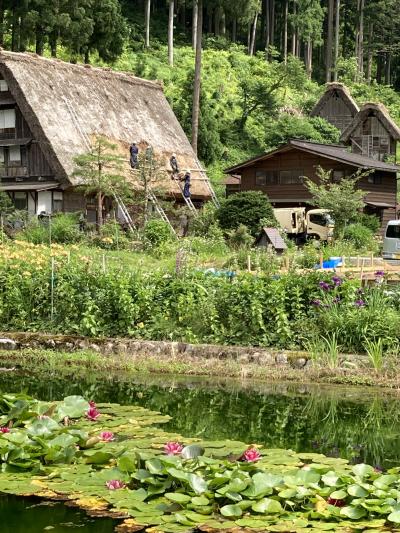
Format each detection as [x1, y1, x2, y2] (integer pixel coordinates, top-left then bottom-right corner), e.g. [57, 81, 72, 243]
[356, 213, 381, 234]
[227, 224, 253, 249]
[49, 213, 82, 244]
[89, 219, 132, 250]
[343, 223, 375, 250]
[144, 219, 175, 248]
[19, 218, 49, 244]
[217, 191, 277, 236]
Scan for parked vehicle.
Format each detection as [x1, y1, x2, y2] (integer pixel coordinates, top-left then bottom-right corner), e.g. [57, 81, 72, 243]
[273, 207, 334, 243]
[383, 220, 400, 260]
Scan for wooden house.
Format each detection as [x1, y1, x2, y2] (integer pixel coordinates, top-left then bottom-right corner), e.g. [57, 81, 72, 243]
[225, 139, 399, 233]
[0, 50, 211, 219]
[340, 103, 400, 162]
[310, 83, 360, 133]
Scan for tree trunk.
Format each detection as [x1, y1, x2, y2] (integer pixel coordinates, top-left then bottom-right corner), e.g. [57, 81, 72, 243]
[305, 39, 312, 78]
[214, 6, 221, 37]
[11, 6, 18, 51]
[36, 29, 44, 55]
[357, 0, 364, 79]
[376, 53, 383, 84]
[207, 6, 213, 33]
[145, 0, 151, 48]
[168, 0, 174, 66]
[366, 23, 373, 84]
[265, 0, 270, 53]
[333, 0, 340, 81]
[249, 11, 258, 56]
[326, 0, 334, 82]
[84, 49, 90, 64]
[232, 18, 237, 42]
[49, 31, 58, 57]
[283, 0, 288, 63]
[0, 0, 4, 47]
[269, 0, 275, 50]
[192, 1, 198, 48]
[291, 0, 296, 56]
[97, 192, 103, 230]
[385, 52, 391, 85]
[221, 9, 226, 36]
[191, 0, 203, 154]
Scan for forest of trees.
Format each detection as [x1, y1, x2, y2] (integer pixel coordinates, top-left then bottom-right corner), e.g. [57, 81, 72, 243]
[2, 1, 400, 87]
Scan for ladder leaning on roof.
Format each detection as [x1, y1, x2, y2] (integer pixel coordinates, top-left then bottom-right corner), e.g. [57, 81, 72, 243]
[113, 192, 137, 233]
[147, 190, 177, 236]
[174, 178, 197, 213]
[193, 157, 220, 208]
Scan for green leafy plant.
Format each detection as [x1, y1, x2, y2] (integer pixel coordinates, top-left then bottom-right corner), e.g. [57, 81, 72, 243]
[363, 337, 384, 373]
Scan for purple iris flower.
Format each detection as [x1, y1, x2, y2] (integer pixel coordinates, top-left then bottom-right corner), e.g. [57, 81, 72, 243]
[319, 281, 330, 291]
[332, 276, 342, 286]
[355, 299, 365, 307]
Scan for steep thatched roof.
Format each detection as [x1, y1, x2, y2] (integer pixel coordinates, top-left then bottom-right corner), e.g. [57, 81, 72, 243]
[310, 82, 360, 118]
[0, 50, 211, 200]
[340, 102, 400, 142]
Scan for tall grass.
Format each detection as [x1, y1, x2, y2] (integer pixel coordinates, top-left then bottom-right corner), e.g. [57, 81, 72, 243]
[363, 337, 384, 373]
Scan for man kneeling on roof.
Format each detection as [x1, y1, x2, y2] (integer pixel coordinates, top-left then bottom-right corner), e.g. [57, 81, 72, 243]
[170, 153, 179, 176]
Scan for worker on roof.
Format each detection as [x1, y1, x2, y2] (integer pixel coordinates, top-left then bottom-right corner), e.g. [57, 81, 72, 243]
[129, 141, 139, 169]
[170, 153, 179, 176]
[181, 169, 191, 199]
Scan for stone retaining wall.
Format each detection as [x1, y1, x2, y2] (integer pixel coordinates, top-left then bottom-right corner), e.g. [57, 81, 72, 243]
[0, 332, 367, 370]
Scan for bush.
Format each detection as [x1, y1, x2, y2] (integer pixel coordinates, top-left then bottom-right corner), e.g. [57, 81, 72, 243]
[19, 214, 82, 245]
[227, 224, 253, 249]
[143, 219, 175, 248]
[356, 214, 381, 234]
[89, 219, 132, 250]
[343, 223, 375, 250]
[217, 191, 277, 236]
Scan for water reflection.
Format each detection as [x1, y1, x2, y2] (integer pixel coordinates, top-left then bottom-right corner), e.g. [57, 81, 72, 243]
[0, 370, 399, 469]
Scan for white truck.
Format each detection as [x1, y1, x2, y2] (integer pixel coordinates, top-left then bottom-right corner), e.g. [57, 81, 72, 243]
[273, 207, 334, 243]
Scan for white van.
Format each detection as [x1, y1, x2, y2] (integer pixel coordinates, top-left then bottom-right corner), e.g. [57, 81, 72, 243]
[383, 220, 400, 260]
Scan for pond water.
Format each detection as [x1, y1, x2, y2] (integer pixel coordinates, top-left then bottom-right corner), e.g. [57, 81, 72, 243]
[1, 369, 400, 531]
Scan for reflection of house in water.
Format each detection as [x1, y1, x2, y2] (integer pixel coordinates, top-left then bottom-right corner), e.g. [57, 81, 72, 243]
[310, 83, 359, 133]
[340, 103, 400, 162]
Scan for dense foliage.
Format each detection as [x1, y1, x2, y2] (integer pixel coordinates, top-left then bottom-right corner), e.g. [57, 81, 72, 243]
[2, 392, 400, 532]
[0, 241, 398, 354]
[217, 191, 277, 236]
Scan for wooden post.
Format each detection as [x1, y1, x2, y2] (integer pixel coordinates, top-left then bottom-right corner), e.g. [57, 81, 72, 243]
[360, 258, 365, 283]
[247, 254, 251, 272]
[320, 253, 324, 269]
[357, 256, 360, 268]
[51, 257, 55, 322]
[370, 253, 374, 268]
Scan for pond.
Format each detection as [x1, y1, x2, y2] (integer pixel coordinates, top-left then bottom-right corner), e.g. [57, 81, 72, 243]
[0, 369, 399, 531]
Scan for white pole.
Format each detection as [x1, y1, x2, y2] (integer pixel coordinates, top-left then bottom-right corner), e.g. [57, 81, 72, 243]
[51, 257, 55, 322]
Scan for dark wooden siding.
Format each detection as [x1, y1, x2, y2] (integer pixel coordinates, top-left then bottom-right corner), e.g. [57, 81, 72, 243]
[317, 95, 355, 132]
[28, 142, 54, 177]
[240, 151, 396, 208]
[15, 107, 31, 139]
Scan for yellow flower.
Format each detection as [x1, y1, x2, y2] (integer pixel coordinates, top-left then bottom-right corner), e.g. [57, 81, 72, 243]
[138, 322, 144, 329]
[22, 271, 31, 277]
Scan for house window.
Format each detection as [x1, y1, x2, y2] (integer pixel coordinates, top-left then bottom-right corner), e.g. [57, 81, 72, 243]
[367, 174, 383, 185]
[53, 191, 63, 212]
[0, 80, 8, 92]
[13, 192, 28, 210]
[280, 170, 304, 185]
[0, 108, 15, 133]
[0, 147, 4, 165]
[255, 170, 266, 186]
[8, 145, 21, 165]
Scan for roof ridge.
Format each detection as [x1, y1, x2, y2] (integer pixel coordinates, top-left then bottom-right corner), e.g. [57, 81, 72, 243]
[0, 49, 162, 91]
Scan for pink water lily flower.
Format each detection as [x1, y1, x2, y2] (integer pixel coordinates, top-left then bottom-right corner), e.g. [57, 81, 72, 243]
[89, 400, 97, 408]
[86, 406, 100, 421]
[0, 427, 10, 433]
[164, 441, 184, 455]
[106, 480, 126, 490]
[100, 431, 114, 442]
[241, 447, 261, 462]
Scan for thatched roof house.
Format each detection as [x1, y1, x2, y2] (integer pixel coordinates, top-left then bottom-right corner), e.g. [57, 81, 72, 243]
[340, 102, 400, 161]
[310, 83, 359, 133]
[0, 50, 211, 217]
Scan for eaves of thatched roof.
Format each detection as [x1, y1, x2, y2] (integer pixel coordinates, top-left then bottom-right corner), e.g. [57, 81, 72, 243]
[0, 50, 211, 199]
[340, 102, 400, 142]
[310, 82, 360, 118]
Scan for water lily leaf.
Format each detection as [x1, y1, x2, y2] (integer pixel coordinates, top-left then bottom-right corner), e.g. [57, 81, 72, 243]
[188, 473, 207, 494]
[192, 496, 209, 506]
[330, 490, 347, 499]
[166, 468, 190, 483]
[388, 511, 400, 523]
[251, 498, 282, 514]
[146, 458, 164, 475]
[284, 469, 321, 486]
[27, 417, 60, 436]
[278, 488, 297, 498]
[165, 492, 192, 504]
[348, 484, 368, 498]
[322, 472, 341, 487]
[181, 444, 204, 460]
[352, 464, 374, 478]
[84, 450, 113, 464]
[220, 504, 243, 518]
[340, 506, 366, 519]
[118, 455, 137, 473]
[373, 475, 397, 489]
[56, 396, 89, 420]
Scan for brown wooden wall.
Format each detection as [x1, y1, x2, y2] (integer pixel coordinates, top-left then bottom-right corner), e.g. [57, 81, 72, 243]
[27, 142, 54, 177]
[316, 96, 355, 132]
[239, 151, 397, 207]
[63, 190, 86, 213]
